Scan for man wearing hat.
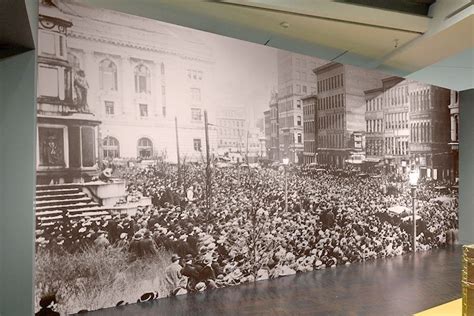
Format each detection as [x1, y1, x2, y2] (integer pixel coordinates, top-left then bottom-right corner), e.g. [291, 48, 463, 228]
[35, 294, 59, 316]
[164, 254, 185, 296]
[181, 254, 200, 292]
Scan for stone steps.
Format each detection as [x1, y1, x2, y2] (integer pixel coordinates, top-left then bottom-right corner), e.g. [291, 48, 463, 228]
[35, 184, 112, 226]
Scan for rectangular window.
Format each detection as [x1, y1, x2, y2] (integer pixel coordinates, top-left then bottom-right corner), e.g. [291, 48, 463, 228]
[162, 106, 167, 117]
[193, 139, 202, 152]
[139, 103, 148, 117]
[191, 88, 201, 102]
[302, 85, 307, 93]
[161, 85, 166, 105]
[39, 31, 56, 56]
[38, 66, 59, 97]
[191, 108, 202, 121]
[105, 101, 114, 116]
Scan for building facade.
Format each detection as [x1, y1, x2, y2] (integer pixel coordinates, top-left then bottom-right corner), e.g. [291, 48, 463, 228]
[46, 1, 217, 166]
[315, 62, 386, 167]
[216, 107, 246, 153]
[268, 92, 280, 161]
[275, 51, 326, 163]
[302, 95, 318, 164]
[264, 109, 271, 159]
[448, 90, 460, 181]
[409, 83, 451, 179]
[381, 77, 410, 173]
[364, 87, 384, 161]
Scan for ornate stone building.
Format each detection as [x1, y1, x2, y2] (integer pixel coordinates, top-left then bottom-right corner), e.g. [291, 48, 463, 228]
[43, 1, 217, 167]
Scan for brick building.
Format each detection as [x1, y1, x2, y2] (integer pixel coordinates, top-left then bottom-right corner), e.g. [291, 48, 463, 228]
[315, 62, 386, 167]
[409, 83, 451, 179]
[302, 95, 318, 164]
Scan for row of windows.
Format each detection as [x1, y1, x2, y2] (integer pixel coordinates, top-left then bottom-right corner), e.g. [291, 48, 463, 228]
[410, 122, 433, 143]
[318, 113, 345, 130]
[317, 94, 344, 111]
[217, 119, 245, 128]
[104, 101, 167, 118]
[410, 89, 432, 112]
[304, 141, 317, 153]
[386, 86, 409, 106]
[318, 134, 345, 149]
[366, 139, 383, 156]
[218, 128, 244, 137]
[303, 104, 315, 116]
[103, 136, 203, 159]
[95, 58, 165, 93]
[385, 137, 409, 156]
[366, 119, 383, 133]
[385, 112, 409, 130]
[304, 121, 316, 134]
[318, 74, 344, 93]
[366, 97, 383, 112]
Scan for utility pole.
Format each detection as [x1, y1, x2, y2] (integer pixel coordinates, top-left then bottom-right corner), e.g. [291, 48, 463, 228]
[175, 116, 181, 186]
[246, 128, 249, 163]
[204, 110, 211, 211]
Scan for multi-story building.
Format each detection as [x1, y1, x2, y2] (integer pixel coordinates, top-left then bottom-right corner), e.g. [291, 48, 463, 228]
[46, 1, 217, 166]
[264, 109, 271, 159]
[448, 90, 460, 181]
[409, 83, 451, 179]
[364, 87, 384, 161]
[268, 92, 280, 161]
[381, 77, 410, 173]
[302, 95, 318, 164]
[315, 62, 386, 167]
[276, 51, 326, 163]
[216, 107, 246, 153]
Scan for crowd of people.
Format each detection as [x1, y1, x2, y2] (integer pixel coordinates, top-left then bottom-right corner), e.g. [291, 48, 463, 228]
[36, 161, 458, 308]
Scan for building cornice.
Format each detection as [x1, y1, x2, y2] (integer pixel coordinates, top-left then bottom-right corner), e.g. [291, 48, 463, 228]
[69, 31, 213, 64]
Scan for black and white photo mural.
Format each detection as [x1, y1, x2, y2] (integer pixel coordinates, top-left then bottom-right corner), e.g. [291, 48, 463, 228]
[35, 1, 460, 315]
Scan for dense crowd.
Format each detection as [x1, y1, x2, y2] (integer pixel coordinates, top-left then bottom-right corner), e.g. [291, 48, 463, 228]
[36, 162, 458, 301]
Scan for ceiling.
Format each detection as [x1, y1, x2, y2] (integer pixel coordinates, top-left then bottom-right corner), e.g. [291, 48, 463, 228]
[2, 0, 472, 90]
[78, 0, 473, 90]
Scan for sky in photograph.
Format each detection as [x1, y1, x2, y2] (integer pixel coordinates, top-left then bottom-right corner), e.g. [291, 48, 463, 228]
[194, 30, 278, 126]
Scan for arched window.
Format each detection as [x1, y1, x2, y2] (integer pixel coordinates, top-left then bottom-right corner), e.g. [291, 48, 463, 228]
[99, 59, 117, 91]
[135, 64, 150, 94]
[137, 137, 153, 158]
[103, 136, 120, 159]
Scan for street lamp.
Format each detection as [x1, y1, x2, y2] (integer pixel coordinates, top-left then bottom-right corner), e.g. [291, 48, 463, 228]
[409, 169, 420, 253]
[283, 158, 289, 213]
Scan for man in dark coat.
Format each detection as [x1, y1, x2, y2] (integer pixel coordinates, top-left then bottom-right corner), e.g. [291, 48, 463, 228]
[140, 230, 157, 257]
[35, 295, 60, 316]
[181, 254, 200, 292]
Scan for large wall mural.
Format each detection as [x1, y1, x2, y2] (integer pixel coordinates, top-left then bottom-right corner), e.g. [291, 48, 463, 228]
[35, 1, 460, 315]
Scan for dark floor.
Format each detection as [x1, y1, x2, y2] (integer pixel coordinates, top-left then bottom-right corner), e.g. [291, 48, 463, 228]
[85, 246, 462, 316]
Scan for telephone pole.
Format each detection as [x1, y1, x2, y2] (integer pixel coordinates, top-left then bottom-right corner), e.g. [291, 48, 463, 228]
[175, 116, 181, 186]
[204, 110, 211, 211]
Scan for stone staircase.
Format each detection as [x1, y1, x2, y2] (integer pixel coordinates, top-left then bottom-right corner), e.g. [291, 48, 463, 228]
[35, 183, 112, 227]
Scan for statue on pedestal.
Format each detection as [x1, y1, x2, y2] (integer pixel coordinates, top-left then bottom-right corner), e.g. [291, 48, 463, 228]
[74, 69, 89, 112]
